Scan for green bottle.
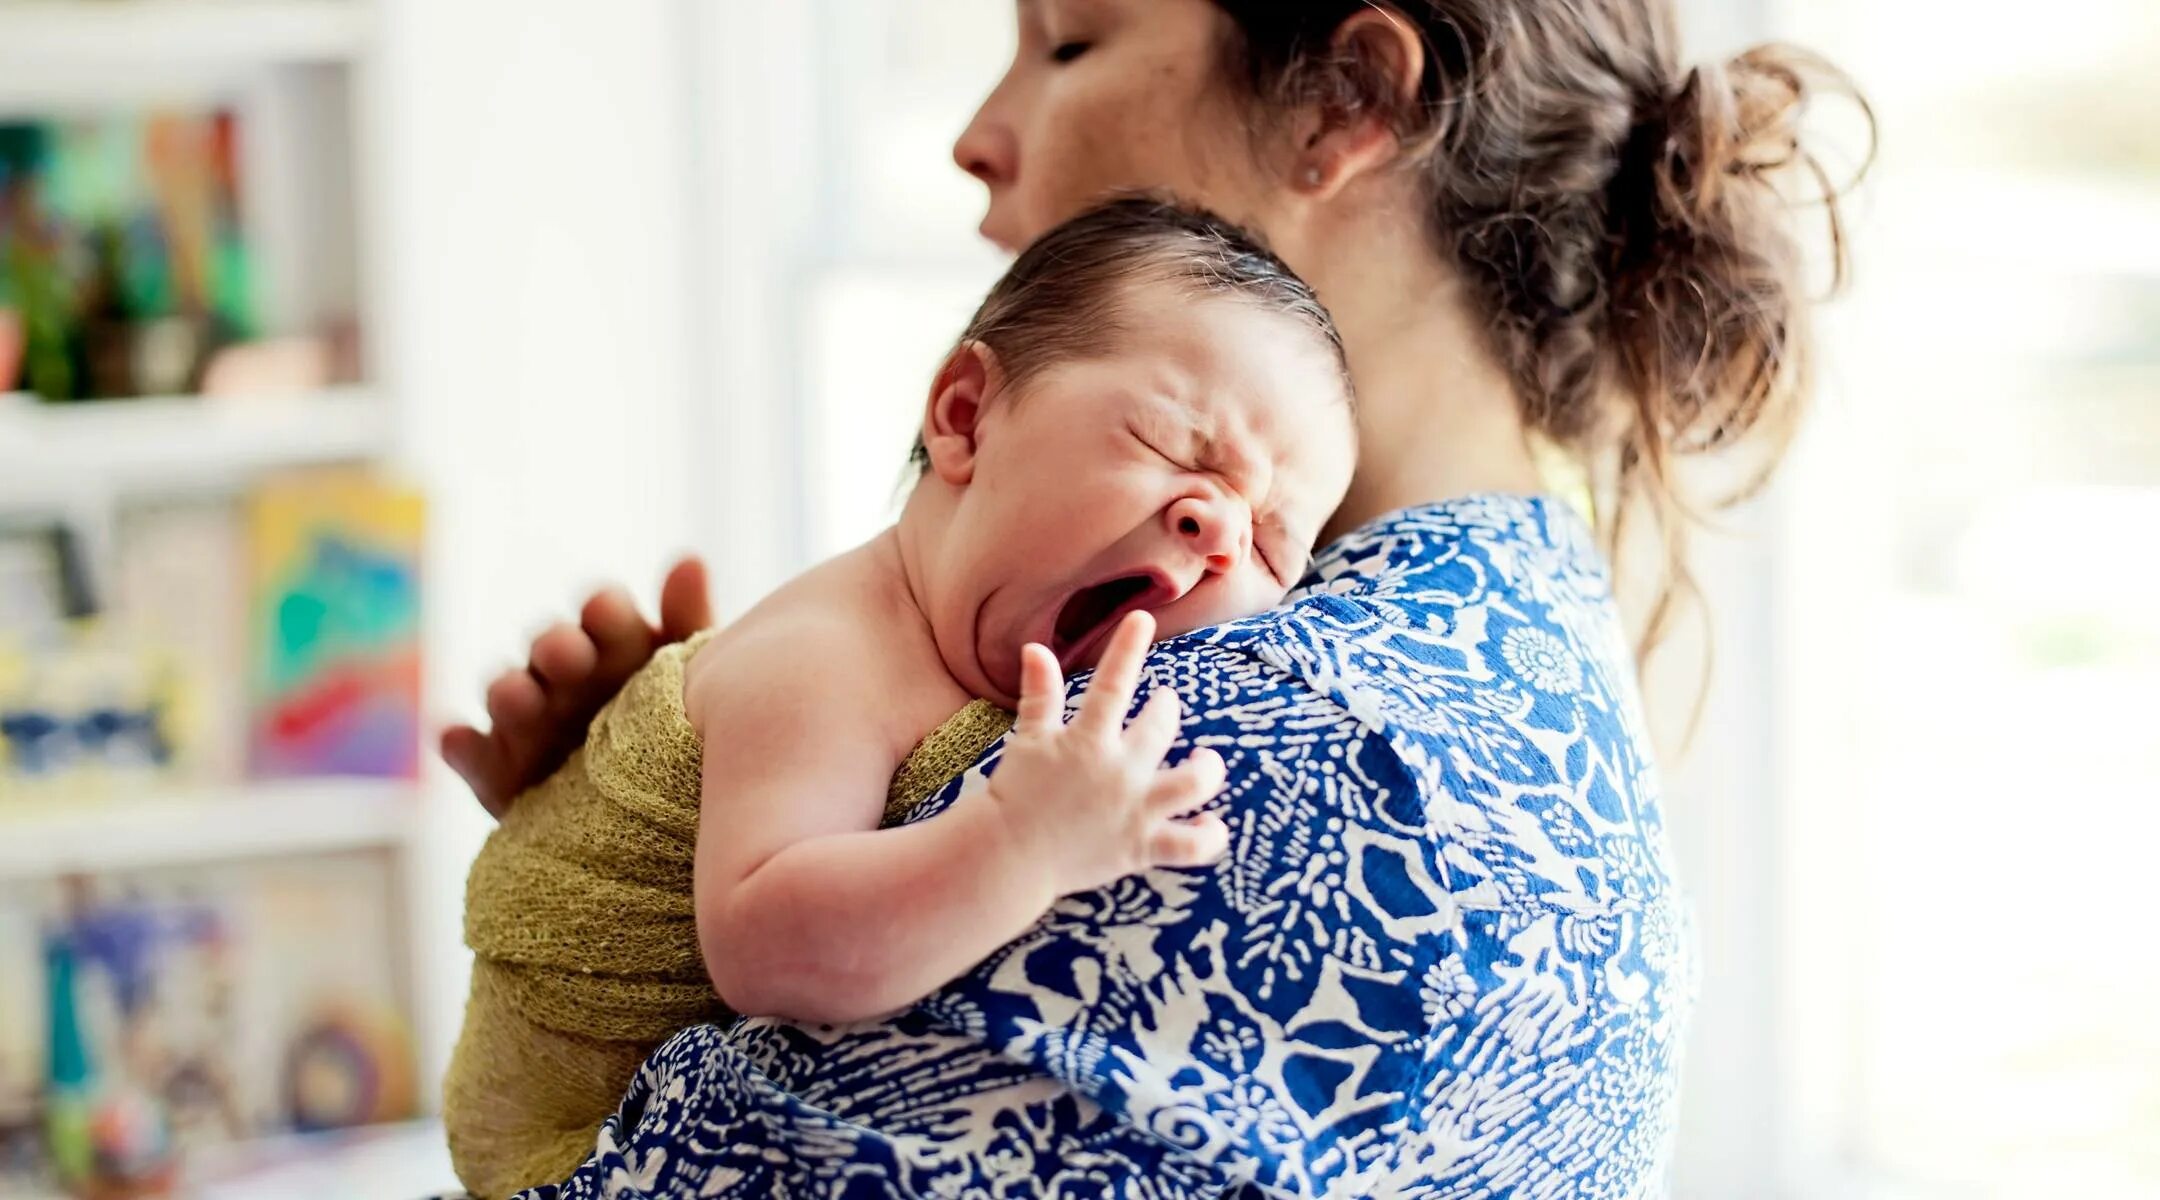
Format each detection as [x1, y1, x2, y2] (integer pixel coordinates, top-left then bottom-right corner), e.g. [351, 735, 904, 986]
[41, 933, 93, 1189]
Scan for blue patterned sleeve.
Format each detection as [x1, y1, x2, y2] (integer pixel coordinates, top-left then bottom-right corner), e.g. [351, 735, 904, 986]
[520, 629, 1456, 1200]
[920, 632, 1452, 1196]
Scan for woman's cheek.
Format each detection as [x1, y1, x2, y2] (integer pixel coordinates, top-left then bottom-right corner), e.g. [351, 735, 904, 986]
[1033, 86, 1158, 224]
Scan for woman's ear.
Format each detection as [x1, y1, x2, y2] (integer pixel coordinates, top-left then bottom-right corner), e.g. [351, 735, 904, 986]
[1294, 6, 1426, 198]
[922, 341, 1001, 485]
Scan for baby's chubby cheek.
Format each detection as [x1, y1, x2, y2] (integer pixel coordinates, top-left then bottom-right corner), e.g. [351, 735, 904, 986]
[1152, 581, 1296, 645]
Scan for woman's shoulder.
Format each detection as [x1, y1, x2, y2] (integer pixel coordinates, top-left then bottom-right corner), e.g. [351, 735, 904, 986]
[1159, 494, 1621, 696]
[1140, 492, 1650, 804]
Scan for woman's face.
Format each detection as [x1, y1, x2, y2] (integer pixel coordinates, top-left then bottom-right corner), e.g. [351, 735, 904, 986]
[954, 0, 1282, 254]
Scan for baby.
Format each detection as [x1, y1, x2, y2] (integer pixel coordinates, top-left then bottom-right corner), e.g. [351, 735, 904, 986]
[445, 198, 1358, 1198]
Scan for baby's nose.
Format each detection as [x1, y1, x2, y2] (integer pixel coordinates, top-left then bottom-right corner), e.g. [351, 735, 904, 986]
[1167, 496, 1248, 573]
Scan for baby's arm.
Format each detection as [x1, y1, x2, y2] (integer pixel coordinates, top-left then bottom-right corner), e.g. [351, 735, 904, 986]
[691, 611, 1227, 1026]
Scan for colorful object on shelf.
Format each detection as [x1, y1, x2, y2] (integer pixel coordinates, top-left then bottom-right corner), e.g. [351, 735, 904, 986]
[1, 857, 416, 1186]
[0, 634, 174, 798]
[0, 108, 257, 402]
[282, 1003, 417, 1133]
[198, 334, 335, 398]
[42, 897, 186, 1198]
[41, 931, 95, 1188]
[246, 472, 424, 779]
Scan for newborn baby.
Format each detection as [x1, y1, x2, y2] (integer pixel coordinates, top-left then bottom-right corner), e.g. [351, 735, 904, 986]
[445, 198, 1357, 1198]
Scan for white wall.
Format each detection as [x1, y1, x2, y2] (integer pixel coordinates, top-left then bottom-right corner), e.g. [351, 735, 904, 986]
[370, 0, 700, 1091]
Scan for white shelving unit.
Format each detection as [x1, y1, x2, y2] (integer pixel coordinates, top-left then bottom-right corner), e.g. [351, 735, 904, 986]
[0, 778, 417, 883]
[0, 1, 431, 1192]
[0, 388, 392, 511]
[0, 0, 370, 65]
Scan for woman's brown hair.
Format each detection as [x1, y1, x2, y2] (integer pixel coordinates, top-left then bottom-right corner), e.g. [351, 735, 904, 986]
[1213, 0, 1873, 662]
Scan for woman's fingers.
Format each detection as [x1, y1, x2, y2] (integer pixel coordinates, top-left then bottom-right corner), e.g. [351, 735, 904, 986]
[1149, 812, 1231, 868]
[1015, 643, 1067, 735]
[439, 725, 509, 819]
[658, 556, 714, 643]
[448, 565, 704, 822]
[581, 587, 659, 681]
[528, 622, 598, 691]
[485, 667, 547, 730]
[1075, 610, 1154, 738]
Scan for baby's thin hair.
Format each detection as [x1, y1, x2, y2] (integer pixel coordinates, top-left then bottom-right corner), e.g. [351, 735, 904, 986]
[910, 196, 1350, 472]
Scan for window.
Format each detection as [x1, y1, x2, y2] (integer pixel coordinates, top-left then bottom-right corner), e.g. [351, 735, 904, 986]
[1773, 0, 2160, 1191]
[687, 0, 1009, 575]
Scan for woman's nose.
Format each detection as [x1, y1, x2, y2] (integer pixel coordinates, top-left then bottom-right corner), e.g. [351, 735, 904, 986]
[1167, 496, 1248, 574]
[952, 104, 1016, 188]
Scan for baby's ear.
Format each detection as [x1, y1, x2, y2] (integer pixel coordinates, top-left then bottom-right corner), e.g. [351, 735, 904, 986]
[922, 341, 1002, 486]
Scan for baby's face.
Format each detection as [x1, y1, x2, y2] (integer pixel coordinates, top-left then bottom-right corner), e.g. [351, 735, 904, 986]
[927, 288, 1356, 705]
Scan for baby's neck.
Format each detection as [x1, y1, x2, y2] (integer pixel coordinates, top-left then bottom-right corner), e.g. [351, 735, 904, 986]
[886, 478, 955, 636]
[818, 522, 974, 723]
[861, 522, 935, 637]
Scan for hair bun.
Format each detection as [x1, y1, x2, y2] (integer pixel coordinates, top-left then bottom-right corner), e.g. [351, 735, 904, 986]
[1615, 45, 1833, 268]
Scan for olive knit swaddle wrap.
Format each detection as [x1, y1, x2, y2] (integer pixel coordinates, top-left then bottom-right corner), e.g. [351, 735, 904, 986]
[443, 631, 1015, 1199]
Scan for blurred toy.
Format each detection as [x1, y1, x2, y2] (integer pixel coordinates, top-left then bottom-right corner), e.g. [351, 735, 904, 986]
[0, 108, 256, 403]
[282, 1002, 417, 1133]
[43, 905, 184, 1199]
[246, 472, 423, 779]
[0, 123, 76, 402]
[0, 636, 176, 800]
[5, 857, 412, 1189]
[198, 335, 332, 398]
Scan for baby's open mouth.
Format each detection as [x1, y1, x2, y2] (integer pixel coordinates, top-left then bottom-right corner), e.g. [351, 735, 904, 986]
[1050, 573, 1158, 667]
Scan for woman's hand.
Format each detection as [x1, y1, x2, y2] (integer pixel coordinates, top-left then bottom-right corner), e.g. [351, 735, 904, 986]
[986, 610, 1230, 898]
[440, 557, 714, 818]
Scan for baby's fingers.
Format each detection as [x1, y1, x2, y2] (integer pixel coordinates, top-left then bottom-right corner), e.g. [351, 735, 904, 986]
[1147, 747, 1226, 817]
[1149, 813, 1231, 869]
[1075, 610, 1155, 738]
[1123, 687, 1181, 765]
[1015, 643, 1067, 735]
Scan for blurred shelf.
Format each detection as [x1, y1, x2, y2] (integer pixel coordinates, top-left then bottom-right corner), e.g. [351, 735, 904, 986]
[0, 1119, 453, 1200]
[0, 387, 392, 511]
[0, 778, 419, 881]
[189, 1119, 455, 1200]
[0, 0, 371, 66]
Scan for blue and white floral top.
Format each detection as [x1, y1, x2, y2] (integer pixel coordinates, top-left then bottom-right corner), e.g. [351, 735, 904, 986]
[524, 494, 1692, 1199]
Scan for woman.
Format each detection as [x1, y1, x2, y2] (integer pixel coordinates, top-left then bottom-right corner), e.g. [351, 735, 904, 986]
[445, 2, 1862, 1195]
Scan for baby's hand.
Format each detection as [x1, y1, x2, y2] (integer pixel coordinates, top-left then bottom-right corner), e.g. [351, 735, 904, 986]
[985, 611, 1230, 898]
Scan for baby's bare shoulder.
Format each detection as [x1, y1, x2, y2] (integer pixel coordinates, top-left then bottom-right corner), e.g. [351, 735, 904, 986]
[682, 556, 932, 746]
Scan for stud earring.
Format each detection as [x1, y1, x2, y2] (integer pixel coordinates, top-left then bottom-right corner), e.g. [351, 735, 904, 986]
[1303, 165, 1324, 187]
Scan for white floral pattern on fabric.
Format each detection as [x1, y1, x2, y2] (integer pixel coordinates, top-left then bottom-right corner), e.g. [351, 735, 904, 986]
[515, 494, 1693, 1200]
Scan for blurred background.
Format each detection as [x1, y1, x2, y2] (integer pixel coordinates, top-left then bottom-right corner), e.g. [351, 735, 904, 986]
[0, 0, 2151, 1196]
